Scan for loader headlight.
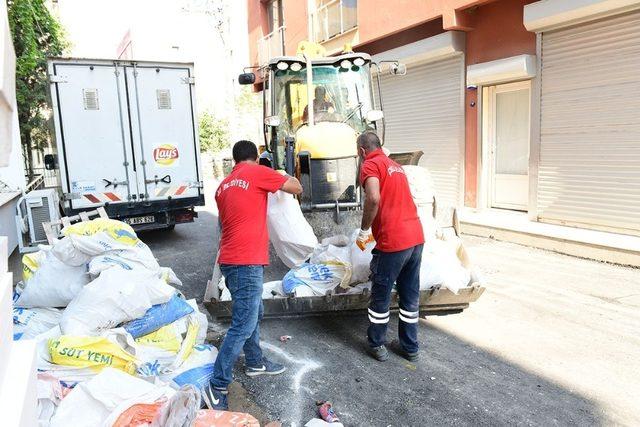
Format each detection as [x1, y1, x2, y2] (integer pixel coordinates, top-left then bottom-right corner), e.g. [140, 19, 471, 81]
[276, 61, 289, 71]
[340, 59, 352, 69]
[290, 62, 303, 72]
[353, 57, 365, 66]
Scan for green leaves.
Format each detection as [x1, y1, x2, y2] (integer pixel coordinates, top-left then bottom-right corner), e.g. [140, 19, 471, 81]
[7, 0, 66, 173]
[198, 111, 230, 153]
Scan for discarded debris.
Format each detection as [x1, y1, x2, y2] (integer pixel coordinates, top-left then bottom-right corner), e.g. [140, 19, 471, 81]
[316, 400, 340, 423]
[12, 218, 217, 425]
[279, 335, 292, 342]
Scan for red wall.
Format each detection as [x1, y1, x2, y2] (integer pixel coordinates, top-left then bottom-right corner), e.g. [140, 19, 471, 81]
[246, 0, 536, 206]
[463, 0, 536, 207]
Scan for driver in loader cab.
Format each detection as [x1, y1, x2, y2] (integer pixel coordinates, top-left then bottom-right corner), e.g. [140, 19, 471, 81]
[302, 85, 334, 122]
[203, 140, 303, 410]
[356, 131, 425, 362]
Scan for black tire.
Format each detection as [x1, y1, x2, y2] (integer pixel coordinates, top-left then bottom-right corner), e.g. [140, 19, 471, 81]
[165, 224, 176, 231]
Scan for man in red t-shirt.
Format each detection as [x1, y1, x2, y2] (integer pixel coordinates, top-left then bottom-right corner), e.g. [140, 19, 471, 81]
[203, 140, 302, 410]
[356, 131, 425, 362]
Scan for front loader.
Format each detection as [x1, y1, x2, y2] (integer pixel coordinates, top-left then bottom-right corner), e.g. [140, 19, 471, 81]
[204, 42, 484, 319]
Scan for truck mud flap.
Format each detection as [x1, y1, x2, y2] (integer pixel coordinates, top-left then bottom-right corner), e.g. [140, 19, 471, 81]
[205, 285, 485, 320]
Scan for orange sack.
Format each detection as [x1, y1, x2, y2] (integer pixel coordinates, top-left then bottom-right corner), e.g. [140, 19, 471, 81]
[193, 409, 260, 427]
[112, 401, 164, 427]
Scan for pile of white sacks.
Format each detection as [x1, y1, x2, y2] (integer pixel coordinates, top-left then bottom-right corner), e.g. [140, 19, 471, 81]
[13, 219, 215, 426]
[219, 165, 472, 301]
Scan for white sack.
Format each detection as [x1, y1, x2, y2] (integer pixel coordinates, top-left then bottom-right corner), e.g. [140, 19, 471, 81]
[282, 263, 350, 296]
[262, 280, 285, 299]
[267, 191, 318, 268]
[51, 237, 92, 267]
[14, 248, 90, 308]
[403, 165, 436, 206]
[348, 229, 374, 284]
[293, 284, 315, 297]
[13, 307, 62, 340]
[50, 368, 174, 427]
[58, 219, 159, 270]
[419, 240, 470, 294]
[60, 267, 170, 335]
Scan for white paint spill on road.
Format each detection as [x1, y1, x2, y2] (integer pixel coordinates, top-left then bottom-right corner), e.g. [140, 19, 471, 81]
[261, 341, 322, 422]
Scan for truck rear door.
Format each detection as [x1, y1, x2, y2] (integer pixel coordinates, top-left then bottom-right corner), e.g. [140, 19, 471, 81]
[51, 62, 137, 210]
[124, 65, 201, 203]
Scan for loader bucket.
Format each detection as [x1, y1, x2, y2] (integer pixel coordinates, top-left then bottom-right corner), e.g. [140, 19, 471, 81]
[205, 284, 484, 320]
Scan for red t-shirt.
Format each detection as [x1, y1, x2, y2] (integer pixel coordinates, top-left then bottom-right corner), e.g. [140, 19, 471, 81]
[215, 163, 288, 265]
[359, 149, 425, 252]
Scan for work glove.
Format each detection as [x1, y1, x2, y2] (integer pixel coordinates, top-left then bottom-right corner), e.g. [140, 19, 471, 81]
[356, 228, 375, 251]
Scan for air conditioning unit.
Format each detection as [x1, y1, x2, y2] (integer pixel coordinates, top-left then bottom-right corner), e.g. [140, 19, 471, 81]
[15, 189, 61, 253]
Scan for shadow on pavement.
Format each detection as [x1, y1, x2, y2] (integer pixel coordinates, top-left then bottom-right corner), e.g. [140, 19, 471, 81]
[231, 314, 609, 426]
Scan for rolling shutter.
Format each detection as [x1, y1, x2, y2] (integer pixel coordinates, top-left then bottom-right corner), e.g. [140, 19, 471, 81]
[537, 10, 640, 235]
[377, 54, 465, 207]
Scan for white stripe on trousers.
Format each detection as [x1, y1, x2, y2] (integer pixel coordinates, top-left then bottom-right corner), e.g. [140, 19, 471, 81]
[399, 313, 420, 324]
[399, 308, 419, 317]
[368, 308, 390, 319]
[368, 315, 389, 324]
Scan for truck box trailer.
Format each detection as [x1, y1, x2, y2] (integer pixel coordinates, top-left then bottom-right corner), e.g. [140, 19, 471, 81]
[46, 58, 204, 230]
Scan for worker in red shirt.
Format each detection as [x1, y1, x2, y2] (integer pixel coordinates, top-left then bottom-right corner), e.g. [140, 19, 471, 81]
[356, 131, 425, 362]
[203, 140, 303, 410]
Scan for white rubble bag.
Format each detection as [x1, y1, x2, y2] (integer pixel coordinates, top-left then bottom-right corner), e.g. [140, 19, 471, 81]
[14, 247, 90, 308]
[282, 263, 350, 296]
[419, 239, 471, 294]
[267, 190, 318, 268]
[54, 218, 159, 270]
[310, 235, 353, 287]
[50, 368, 174, 427]
[348, 229, 374, 284]
[60, 267, 175, 335]
[13, 307, 62, 340]
[403, 165, 435, 206]
[403, 165, 440, 243]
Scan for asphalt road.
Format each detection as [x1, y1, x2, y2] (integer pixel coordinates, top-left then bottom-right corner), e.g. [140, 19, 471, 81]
[139, 205, 640, 427]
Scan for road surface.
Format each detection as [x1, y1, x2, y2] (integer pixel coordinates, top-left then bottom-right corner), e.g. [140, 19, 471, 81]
[139, 204, 640, 427]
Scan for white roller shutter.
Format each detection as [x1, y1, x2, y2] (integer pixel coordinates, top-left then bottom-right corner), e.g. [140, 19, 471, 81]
[377, 55, 465, 207]
[537, 10, 640, 235]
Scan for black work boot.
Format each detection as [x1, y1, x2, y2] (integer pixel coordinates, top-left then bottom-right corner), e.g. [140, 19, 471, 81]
[368, 345, 389, 361]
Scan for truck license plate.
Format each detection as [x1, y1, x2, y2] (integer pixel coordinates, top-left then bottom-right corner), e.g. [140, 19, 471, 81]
[123, 215, 155, 225]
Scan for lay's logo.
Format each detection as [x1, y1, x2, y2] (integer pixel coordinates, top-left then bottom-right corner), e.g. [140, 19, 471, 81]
[153, 144, 179, 166]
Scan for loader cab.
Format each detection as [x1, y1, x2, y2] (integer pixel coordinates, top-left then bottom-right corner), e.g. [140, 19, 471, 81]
[263, 53, 384, 210]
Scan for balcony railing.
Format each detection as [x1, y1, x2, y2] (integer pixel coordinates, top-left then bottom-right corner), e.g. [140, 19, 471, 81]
[313, 0, 357, 43]
[258, 25, 286, 66]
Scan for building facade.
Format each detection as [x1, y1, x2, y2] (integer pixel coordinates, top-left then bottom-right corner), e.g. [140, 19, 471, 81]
[246, 0, 640, 237]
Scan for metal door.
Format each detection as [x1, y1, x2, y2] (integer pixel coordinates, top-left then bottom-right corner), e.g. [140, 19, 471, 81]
[52, 63, 137, 209]
[538, 10, 640, 234]
[124, 65, 201, 202]
[375, 55, 465, 207]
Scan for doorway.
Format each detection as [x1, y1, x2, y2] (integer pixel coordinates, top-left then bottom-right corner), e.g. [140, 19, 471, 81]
[483, 81, 530, 211]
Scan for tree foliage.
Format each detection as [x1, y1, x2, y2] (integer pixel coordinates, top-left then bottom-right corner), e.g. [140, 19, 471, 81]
[7, 0, 66, 175]
[199, 111, 230, 153]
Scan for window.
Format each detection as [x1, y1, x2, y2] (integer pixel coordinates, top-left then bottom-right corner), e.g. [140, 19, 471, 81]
[314, 0, 357, 42]
[267, 0, 284, 34]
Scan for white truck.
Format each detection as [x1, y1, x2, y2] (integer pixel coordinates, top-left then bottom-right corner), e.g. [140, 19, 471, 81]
[46, 58, 204, 230]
